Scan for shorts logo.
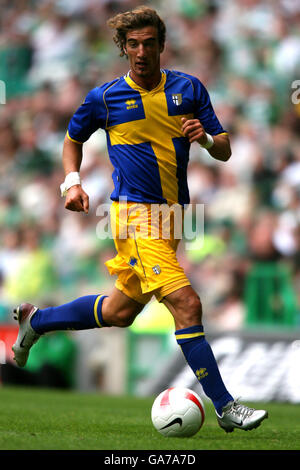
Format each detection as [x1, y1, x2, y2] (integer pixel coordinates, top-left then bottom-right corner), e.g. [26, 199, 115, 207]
[172, 94, 182, 106]
[152, 265, 161, 275]
[126, 99, 138, 110]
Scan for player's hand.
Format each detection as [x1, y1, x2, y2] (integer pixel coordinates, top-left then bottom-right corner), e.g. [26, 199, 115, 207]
[181, 117, 208, 145]
[65, 185, 89, 214]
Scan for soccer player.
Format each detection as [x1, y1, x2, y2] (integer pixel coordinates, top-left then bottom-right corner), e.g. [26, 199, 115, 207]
[12, 6, 267, 432]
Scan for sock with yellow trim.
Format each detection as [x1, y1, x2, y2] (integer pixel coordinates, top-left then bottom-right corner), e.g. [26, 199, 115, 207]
[175, 325, 233, 415]
[30, 295, 109, 334]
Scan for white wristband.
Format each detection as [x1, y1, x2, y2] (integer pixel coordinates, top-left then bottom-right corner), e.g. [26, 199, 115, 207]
[201, 133, 214, 149]
[60, 172, 81, 197]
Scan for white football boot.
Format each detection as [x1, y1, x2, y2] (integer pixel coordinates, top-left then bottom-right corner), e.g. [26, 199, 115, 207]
[12, 303, 40, 367]
[217, 399, 268, 432]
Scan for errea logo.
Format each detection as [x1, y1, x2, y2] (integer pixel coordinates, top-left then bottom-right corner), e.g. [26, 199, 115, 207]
[126, 99, 138, 110]
[196, 368, 208, 381]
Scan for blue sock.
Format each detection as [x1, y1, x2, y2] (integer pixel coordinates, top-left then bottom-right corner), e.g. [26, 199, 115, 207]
[175, 325, 233, 415]
[30, 295, 108, 334]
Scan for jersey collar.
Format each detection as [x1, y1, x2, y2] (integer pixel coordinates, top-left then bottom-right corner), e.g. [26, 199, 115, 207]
[124, 69, 166, 93]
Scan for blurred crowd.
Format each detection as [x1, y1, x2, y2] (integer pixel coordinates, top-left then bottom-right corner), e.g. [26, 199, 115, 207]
[1, 0, 300, 330]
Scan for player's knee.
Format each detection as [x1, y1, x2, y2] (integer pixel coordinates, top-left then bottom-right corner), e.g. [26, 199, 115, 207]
[182, 294, 202, 324]
[164, 288, 203, 328]
[171, 292, 202, 327]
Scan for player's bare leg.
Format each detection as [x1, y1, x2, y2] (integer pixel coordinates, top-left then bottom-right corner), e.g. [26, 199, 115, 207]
[101, 287, 145, 327]
[162, 285, 202, 330]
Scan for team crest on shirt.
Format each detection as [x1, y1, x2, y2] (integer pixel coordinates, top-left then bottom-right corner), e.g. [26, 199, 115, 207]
[172, 94, 182, 106]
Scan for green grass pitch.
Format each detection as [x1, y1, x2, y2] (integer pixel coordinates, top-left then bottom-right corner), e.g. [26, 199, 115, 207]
[0, 386, 299, 451]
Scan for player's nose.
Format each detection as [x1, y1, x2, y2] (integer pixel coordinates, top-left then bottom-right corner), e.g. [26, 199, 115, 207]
[136, 44, 146, 57]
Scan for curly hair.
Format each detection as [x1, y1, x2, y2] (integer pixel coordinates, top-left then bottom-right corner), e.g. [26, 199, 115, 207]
[107, 5, 166, 57]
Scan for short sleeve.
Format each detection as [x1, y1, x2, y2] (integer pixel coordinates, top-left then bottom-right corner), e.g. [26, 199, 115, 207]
[192, 78, 226, 136]
[67, 87, 106, 143]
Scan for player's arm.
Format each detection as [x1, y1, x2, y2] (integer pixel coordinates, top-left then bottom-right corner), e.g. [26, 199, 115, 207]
[181, 117, 231, 162]
[61, 134, 89, 214]
[60, 86, 104, 212]
[207, 132, 231, 162]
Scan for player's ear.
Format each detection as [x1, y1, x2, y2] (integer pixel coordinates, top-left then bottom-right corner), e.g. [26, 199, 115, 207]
[123, 46, 128, 56]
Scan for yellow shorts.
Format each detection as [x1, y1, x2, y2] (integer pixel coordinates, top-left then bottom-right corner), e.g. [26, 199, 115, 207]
[105, 201, 191, 304]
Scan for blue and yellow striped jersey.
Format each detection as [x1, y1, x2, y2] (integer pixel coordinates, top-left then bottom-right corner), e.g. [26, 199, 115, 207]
[67, 69, 226, 205]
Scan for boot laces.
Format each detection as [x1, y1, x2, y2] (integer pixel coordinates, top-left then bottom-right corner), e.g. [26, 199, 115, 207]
[230, 399, 255, 419]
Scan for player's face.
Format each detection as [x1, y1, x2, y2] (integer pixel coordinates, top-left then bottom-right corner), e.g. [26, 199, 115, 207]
[124, 26, 163, 84]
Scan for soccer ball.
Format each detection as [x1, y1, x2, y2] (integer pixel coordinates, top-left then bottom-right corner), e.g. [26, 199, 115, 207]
[151, 387, 205, 437]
